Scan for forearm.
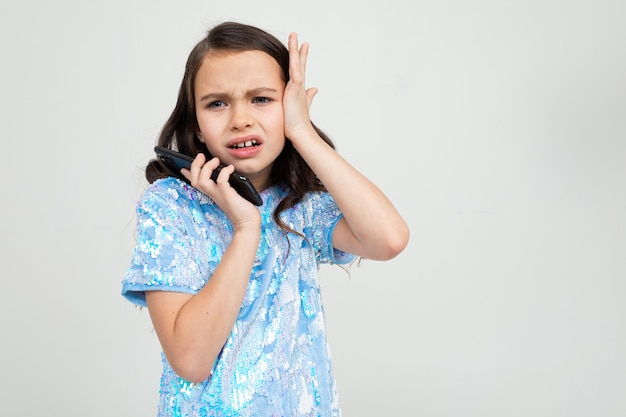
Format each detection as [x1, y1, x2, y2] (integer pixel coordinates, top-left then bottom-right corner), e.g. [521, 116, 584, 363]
[291, 128, 409, 259]
[148, 227, 260, 382]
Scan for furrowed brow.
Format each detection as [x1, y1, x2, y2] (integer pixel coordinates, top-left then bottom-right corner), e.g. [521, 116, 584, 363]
[247, 87, 279, 96]
[198, 92, 227, 103]
[198, 87, 279, 103]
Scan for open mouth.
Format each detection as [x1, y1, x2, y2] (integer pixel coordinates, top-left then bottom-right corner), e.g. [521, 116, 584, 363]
[230, 139, 259, 149]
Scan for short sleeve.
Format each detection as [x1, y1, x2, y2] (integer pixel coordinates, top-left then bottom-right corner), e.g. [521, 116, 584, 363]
[302, 192, 356, 265]
[121, 180, 210, 307]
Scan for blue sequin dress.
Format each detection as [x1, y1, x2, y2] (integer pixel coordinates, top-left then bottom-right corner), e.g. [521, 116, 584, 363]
[122, 177, 354, 417]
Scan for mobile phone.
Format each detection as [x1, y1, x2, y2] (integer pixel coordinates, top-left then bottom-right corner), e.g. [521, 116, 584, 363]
[154, 146, 263, 206]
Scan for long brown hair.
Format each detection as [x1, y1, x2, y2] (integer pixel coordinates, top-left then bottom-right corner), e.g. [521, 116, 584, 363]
[146, 21, 335, 233]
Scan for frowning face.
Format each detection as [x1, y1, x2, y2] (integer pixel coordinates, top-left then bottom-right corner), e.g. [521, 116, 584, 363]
[194, 50, 286, 191]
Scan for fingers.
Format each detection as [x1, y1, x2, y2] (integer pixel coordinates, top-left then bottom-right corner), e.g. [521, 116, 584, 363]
[306, 87, 318, 108]
[288, 33, 299, 83]
[181, 155, 243, 203]
[181, 153, 204, 182]
[214, 163, 235, 185]
[288, 32, 310, 86]
[298, 39, 310, 77]
[181, 154, 219, 188]
[287, 33, 318, 111]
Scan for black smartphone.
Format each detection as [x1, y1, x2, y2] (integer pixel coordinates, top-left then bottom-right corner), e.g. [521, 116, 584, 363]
[154, 146, 263, 206]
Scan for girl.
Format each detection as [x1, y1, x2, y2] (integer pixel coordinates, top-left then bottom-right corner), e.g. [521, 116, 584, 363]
[122, 21, 409, 417]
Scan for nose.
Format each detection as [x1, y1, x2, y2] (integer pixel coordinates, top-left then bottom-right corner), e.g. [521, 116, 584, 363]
[230, 104, 253, 130]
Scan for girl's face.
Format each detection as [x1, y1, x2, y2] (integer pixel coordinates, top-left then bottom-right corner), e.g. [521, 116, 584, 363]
[194, 50, 286, 192]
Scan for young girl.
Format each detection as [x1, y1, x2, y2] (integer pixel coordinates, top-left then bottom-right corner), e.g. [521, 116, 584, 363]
[122, 21, 409, 417]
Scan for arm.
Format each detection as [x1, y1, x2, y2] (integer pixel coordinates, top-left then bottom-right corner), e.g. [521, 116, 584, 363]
[284, 34, 409, 260]
[146, 158, 261, 383]
[295, 136, 408, 260]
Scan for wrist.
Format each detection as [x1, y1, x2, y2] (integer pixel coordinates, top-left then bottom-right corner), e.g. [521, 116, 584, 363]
[287, 124, 320, 149]
[229, 226, 261, 257]
[232, 220, 261, 237]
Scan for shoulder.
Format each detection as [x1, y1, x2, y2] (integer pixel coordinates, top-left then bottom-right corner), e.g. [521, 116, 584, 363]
[299, 190, 340, 216]
[142, 177, 206, 203]
[279, 189, 343, 230]
[300, 190, 332, 204]
[137, 177, 214, 213]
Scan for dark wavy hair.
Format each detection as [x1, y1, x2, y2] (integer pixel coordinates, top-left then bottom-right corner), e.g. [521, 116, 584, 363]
[146, 21, 335, 234]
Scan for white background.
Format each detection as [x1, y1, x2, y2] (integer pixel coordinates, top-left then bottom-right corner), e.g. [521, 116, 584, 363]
[1, 0, 625, 416]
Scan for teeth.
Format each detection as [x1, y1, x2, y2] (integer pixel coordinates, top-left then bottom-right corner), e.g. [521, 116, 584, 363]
[234, 140, 258, 148]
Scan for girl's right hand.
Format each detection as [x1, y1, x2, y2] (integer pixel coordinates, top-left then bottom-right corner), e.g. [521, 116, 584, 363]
[182, 154, 261, 231]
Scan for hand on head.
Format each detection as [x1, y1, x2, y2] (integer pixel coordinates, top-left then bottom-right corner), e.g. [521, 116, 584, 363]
[283, 32, 318, 142]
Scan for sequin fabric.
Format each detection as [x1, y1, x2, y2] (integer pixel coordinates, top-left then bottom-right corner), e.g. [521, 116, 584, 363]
[122, 177, 354, 417]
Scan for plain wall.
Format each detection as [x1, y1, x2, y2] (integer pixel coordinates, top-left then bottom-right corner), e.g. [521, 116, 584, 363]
[1, 0, 625, 416]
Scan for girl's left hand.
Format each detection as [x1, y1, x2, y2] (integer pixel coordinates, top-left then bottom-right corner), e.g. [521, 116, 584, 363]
[283, 32, 318, 142]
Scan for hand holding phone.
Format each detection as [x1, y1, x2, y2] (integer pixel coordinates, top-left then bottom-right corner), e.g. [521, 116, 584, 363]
[154, 146, 263, 206]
